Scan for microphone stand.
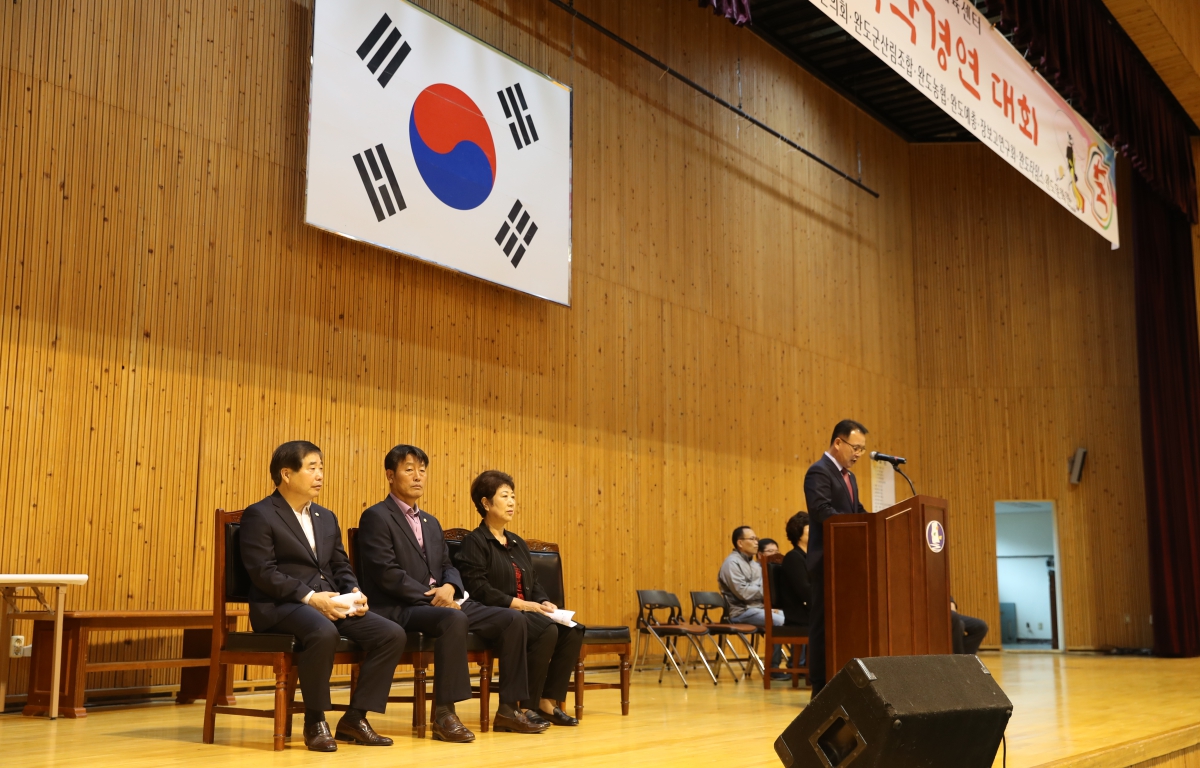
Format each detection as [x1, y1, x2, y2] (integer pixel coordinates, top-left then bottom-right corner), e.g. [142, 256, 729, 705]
[895, 465, 917, 498]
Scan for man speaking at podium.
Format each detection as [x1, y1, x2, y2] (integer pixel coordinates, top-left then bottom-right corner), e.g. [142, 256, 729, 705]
[803, 419, 869, 699]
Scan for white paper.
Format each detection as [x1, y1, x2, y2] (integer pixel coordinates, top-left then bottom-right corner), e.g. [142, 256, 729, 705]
[546, 609, 577, 627]
[456, 590, 469, 607]
[331, 592, 368, 616]
[871, 459, 896, 511]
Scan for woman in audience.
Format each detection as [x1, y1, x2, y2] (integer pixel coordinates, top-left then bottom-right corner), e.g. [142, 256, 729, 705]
[457, 470, 585, 727]
[776, 512, 811, 627]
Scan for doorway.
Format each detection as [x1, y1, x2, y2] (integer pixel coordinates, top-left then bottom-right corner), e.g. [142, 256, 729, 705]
[994, 501, 1063, 650]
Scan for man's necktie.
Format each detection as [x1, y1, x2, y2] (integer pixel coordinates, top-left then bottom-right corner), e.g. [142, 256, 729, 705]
[842, 469, 854, 505]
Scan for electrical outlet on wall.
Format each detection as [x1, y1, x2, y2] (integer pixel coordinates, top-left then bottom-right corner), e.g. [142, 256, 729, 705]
[9, 635, 30, 658]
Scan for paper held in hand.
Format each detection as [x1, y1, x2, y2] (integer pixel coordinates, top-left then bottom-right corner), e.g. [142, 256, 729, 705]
[330, 592, 368, 616]
[547, 609, 577, 628]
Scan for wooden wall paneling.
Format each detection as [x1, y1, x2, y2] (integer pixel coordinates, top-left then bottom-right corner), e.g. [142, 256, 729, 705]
[912, 145, 1150, 651]
[0, 0, 1154, 702]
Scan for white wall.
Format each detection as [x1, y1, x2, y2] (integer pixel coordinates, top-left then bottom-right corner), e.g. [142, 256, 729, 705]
[995, 509, 1055, 641]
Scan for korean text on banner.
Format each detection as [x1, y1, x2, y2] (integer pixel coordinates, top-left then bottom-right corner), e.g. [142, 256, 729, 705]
[305, 0, 573, 304]
[810, 0, 1118, 245]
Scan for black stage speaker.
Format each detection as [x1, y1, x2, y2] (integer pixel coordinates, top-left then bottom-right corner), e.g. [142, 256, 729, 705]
[775, 655, 1012, 768]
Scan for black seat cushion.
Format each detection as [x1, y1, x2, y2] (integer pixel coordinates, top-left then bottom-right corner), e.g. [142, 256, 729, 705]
[465, 631, 491, 653]
[225, 632, 363, 654]
[582, 625, 631, 644]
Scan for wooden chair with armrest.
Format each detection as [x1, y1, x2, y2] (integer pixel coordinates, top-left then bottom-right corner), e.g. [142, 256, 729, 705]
[442, 529, 633, 720]
[688, 591, 761, 681]
[202, 508, 367, 751]
[345, 527, 492, 734]
[524, 537, 632, 719]
[760, 552, 809, 690]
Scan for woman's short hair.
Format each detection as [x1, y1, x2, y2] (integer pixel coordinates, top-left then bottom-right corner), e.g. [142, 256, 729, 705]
[785, 511, 811, 547]
[758, 538, 779, 551]
[470, 470, 515, 517]
[269, 440, 323, 486]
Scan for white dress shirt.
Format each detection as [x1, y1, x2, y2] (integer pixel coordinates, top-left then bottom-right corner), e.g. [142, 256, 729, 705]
[292, 501, 316, 604]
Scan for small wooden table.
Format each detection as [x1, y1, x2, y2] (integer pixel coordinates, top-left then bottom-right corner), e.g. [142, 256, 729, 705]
[20, 610, 246, 718]
[1, 575, 89, 719]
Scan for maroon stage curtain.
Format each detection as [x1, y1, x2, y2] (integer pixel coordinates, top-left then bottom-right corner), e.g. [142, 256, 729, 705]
[1132, 172, 1200, 657]
[697, 0, 751, 26]
[986, 0, 1198, 224]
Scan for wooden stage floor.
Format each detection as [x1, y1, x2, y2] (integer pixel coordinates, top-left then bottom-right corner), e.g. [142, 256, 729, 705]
[1, 653, 1198, 767]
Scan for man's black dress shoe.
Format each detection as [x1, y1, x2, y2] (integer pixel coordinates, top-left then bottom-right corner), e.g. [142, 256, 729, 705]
[303, 721, 338, 752]
[334, 714, 393, 746]
[493, 708, 550, 733]
[431, 711, 476, 743]
[535, 706, 579, 726]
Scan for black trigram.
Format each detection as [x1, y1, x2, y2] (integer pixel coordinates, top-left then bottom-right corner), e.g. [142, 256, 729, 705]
[497, 83, 539, 150]
[353, 145, 406, 222]
[356, 14, 412, 88]
[495, 200, 538, 267]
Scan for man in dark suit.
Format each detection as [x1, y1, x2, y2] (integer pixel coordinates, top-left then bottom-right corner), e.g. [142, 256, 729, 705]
[951, 597, 989, 655]
[357, 445, 544, 742]
[803, 420, 869, 698]
[240, 441, 406, 752]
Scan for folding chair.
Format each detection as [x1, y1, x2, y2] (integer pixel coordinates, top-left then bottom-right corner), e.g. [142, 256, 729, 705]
[689, 591, 762, 681]
[761, 552, 809, 690]
[633, 590, 717, 687]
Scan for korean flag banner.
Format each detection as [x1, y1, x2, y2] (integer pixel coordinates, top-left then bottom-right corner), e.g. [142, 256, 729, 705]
[305, 0, 573, 305]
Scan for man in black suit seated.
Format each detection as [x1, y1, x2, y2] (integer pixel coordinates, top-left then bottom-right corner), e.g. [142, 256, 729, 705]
[803, 419, 869, 699]
[240, 441, 406, 752]
[951, 597, 989, 655]
[357, 445, 544, 742]
[775, 511, 811, 628]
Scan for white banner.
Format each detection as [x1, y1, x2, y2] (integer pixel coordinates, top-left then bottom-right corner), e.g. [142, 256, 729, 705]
[810, 0, 1119, 245]
[306, 0, 573, 304]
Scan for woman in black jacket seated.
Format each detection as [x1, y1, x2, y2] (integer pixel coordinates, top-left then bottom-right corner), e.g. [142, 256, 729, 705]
[775, 511, 811, 627]
[457, 470, 585, 727]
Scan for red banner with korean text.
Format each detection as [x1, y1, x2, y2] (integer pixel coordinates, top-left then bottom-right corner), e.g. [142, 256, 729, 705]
[813, 0, 1118, 245]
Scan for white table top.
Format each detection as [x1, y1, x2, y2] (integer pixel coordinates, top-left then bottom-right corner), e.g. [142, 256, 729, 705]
[0, 574, 89, 586]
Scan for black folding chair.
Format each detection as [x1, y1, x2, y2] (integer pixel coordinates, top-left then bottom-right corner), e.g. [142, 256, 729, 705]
[689, 591, 763, 681]
[633, 590, 716, 687]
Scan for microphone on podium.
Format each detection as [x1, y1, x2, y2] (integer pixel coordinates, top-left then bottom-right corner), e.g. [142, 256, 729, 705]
[870, 451, 916, 497]
[869, 451, 907, 466]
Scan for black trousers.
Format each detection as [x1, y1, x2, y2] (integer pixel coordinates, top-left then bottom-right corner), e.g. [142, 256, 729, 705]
[807, 567, 827, 694]
[524, 612, 585, 707]
[379, 602, 529, 705]
[952, 611, 989, 655]
[266, 605, 406, 714]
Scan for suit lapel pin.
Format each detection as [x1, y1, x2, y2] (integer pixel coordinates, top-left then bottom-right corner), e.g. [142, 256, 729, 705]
[314, 512, 320, 517]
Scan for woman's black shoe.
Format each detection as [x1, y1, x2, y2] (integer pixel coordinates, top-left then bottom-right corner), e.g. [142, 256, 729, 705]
[536, 706, 579, 726]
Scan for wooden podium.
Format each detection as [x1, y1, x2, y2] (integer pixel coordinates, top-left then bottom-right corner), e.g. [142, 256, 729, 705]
[824, 495, 953, 678]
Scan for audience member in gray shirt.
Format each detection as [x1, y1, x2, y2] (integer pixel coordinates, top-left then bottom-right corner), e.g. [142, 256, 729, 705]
[719, 526, 786, 677]
[718, 526, 784, 629]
